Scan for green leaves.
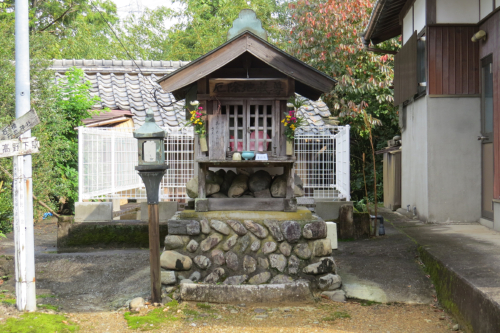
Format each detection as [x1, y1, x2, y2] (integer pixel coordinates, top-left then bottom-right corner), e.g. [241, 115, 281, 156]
[57, 67, 100, 131]
[0, 19, 101, 219]
[289, 0, 401, 203]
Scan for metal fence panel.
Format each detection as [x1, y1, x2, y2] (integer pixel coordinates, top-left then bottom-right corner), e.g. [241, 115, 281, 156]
[78, 126, 194, 202]
[295, 126, 350, 204]
[78, 127, 142, 201]
[78, 125, 349, 203]
[162, 127, 194, 201]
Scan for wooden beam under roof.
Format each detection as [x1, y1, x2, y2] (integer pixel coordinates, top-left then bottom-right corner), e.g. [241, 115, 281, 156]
[158, 33, 336, 100]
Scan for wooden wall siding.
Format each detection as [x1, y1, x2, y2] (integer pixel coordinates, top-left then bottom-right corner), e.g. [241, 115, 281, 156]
[479, 11, 500, 198]
[394, 31, 418, 106]
[428, 26, 480, 95]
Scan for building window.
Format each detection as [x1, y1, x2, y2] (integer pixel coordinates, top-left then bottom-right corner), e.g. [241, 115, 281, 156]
[481, 55, 493, 142]
[417, 35, 426, 95]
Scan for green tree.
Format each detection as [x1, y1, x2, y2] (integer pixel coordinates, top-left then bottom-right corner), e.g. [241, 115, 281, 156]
[53, 67, 102, 211]
[1, 0, 120, 59]
[288, 0, 400, 208]
[118, 0, 291, 61]
[0, 19, 65, 227]
[0, 16, 102, 230]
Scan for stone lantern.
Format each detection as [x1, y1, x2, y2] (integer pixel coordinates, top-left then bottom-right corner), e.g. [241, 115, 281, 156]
[133, 109, 168, 303]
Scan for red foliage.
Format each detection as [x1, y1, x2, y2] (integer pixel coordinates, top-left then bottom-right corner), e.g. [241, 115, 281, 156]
[288, 0, 399, 117]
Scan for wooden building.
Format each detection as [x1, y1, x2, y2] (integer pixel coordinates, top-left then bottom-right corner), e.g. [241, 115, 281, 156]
[364, 0, 499, 227]
[157, 9, 336, 212]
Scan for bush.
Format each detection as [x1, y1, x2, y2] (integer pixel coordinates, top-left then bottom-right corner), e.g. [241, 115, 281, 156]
[0, 181, 13, 235]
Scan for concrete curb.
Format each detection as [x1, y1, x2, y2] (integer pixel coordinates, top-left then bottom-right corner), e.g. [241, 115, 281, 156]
[383, 208, 500, 333]
[179, 281, 313, 303]
[418, 247, 500, 333]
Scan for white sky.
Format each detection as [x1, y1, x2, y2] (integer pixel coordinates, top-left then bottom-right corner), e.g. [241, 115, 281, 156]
[112, 0, 183, 22]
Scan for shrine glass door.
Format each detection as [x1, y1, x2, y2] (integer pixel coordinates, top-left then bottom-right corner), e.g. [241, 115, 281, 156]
[246, 100, 274, 153]
[219, 100, 245, 152]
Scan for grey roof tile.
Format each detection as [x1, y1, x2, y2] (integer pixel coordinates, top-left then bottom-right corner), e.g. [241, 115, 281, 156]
[52, 60, 332, 128]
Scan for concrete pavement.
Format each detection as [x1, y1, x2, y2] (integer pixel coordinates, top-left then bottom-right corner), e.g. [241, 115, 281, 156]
[380, 208, 500, 333]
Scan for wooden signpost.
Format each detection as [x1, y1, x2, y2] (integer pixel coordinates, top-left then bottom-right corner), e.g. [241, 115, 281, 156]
[0, 110, 40, 159]
[0, 109, 40, 141]
[0, 137, 40, 159]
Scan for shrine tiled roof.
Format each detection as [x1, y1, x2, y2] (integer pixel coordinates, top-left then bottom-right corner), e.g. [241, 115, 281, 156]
[51, 59, 333, 129]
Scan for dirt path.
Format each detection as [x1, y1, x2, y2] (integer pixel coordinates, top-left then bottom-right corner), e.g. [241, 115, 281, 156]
[0, 218, 463, 332]
[0, 297, 457, 332]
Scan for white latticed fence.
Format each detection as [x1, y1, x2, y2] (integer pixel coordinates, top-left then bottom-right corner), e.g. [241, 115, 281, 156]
[78, 127, 143, 201]
[78, 125, 349, 203]
[294, 125, 350, 204]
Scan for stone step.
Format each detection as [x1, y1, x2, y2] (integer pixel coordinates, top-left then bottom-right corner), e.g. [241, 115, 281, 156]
[179, 280, 313, 304]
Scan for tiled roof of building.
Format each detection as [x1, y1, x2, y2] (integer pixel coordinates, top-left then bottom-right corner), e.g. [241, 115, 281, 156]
[82, 109, 133, 126]
[52, 59, 189, 127]
[295, 98, 338, 135]
[51, 59, 333, 129]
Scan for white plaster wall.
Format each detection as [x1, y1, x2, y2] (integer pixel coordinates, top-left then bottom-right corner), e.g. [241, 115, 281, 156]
[401, 97, 429, 219]
[480, 0, 493, 19]
[497, 1, 500, 8]
[436, 0, 479, 24]
[414, 0, 426, 33]
[403, 9, 413, 44]
[426, 97, 481, 222]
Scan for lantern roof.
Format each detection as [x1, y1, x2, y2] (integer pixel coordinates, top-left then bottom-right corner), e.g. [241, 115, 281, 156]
[133, 109, 166, 138]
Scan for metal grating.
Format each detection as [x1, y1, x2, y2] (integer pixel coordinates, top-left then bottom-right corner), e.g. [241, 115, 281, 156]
[78, 127, 143, 200]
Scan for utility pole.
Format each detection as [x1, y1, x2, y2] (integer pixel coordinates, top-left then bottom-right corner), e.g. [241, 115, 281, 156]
[14, 0, 37, 311]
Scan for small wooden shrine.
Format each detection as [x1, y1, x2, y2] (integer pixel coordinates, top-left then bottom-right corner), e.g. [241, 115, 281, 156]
[158, 9, 336, 212]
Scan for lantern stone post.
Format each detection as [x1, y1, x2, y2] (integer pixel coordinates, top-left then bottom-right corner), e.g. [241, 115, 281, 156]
[134, 110, 168, 303]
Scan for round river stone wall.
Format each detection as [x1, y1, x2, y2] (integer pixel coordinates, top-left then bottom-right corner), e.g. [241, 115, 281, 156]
[159, 217, 342, 292]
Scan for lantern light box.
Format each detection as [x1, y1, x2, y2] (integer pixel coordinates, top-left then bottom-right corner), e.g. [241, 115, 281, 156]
[133, 109, 166, 169]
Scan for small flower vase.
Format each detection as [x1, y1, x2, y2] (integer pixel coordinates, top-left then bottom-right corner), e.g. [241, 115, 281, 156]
[199, 135, 208, 152]
[286, 138, 293, 155]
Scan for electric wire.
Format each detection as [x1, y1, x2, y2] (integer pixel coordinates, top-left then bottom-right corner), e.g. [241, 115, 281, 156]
[89, 1, 176, 114]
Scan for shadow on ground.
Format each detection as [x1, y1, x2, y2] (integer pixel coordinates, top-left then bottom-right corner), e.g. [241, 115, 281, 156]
[0, 212, 437, 312]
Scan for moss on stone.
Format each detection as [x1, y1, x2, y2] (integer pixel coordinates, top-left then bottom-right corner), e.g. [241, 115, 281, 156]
[58, 223, 169, 248]
[418, 247, 473, 332]
[179, 209, 313, 222]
